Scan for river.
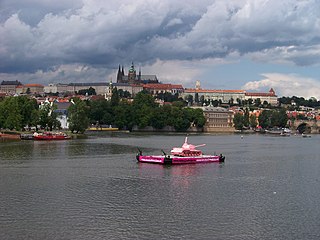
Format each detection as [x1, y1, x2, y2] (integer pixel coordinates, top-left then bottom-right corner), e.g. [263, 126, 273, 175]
[1, 133, 320, 240]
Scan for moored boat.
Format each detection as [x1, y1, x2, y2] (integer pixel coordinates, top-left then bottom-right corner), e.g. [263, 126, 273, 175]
[20, 133, 34, 140]
[136, 136, 225, 165]
[33, 132, 71, 140]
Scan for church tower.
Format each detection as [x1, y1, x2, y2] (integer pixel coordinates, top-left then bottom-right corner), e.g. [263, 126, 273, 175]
[128, 62, 136, 84]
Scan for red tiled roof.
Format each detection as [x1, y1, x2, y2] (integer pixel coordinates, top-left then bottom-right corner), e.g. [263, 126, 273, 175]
[245, 92, 276, 97]
[24, 84, 44, 87]
[184, 88, 245, 93]
[143, 84, 183, 90]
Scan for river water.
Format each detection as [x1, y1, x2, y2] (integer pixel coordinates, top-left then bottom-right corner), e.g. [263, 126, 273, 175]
[0, 133, 320, 240]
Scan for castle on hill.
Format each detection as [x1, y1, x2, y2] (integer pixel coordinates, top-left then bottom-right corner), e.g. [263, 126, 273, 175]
[116, 62, 159, 84]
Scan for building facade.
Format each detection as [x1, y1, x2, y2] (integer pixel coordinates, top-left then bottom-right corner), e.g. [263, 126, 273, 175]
[183, 82, 278, 106]
[143, 84, 184, 95]
[183, 88, 246, 103]
[244, 88, 278, 106]
[16, 84, 44, 95]
[44, 82, 143, 97]
[0, 80, 22, 94]
[202, 106, 235, 132]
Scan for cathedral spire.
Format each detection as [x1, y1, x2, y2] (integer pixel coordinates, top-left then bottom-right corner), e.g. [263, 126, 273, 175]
[116, 64, 122, 82]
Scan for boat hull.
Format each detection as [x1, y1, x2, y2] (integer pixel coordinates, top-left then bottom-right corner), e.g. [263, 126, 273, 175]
[137, 155, 224, 165]
[33, 135, 71, 140]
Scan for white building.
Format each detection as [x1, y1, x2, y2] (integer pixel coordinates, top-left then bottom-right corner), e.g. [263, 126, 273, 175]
[244, 88, 278, 106]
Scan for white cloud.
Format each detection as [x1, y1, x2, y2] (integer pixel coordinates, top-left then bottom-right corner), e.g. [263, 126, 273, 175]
[242, 73, 320, 99]
[1, 0, 320, 86]
[0, 64, 111, 84]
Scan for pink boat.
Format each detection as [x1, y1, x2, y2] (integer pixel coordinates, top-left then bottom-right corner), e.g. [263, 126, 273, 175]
[136, 136, 225, 164]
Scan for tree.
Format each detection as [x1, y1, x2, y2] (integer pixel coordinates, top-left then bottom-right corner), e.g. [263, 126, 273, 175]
[236, 98, 242, 106]
[78, 87, 96, 96]
[88, 98, 115, 125]
[38, 102, 60, 130]
[150, 107, 167, 129]
[110, 88, 120, 106]
[183, 107, 205, 128]
[254, 98, 261, 107]
[118, 89, 131, 98]
[113, 101, 133, 130]
[133, 92, 157, 108]
[185, 95, 193, 106]
[233, 113, 244, 130]
[243, 108, 250, 128]
[195, 93, 199, 104]
[0, 97, 22, 130]
[258, 110, 272, 129]
[17, 96, 38, 129]
[68, 98, 89, 133]
[249, 114, 257, 129]
[200, 95, 205, 106]
[271, 109, 288, 128]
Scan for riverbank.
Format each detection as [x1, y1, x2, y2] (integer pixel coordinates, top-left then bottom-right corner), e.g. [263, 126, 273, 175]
[0, 130, 85, 140]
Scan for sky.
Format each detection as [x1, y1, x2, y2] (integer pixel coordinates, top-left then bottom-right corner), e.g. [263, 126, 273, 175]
[1, 0, 320, 99]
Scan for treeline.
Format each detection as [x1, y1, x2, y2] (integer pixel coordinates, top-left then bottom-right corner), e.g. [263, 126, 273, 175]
[279, 96, 320, 108]
[0, 96, 61, 131]
[233, 108, 288, 130]
[0, 91, 205, 133]
[87, 90, 205, 132]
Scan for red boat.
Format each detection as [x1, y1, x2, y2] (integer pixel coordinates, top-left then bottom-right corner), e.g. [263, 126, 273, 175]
[33, 132, 71, 140]
[136, 136, 225, 165]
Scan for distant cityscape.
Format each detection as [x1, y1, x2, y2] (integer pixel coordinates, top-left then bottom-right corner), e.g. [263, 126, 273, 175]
[1, 63, 320, 134]
[0, 63, 278, 105]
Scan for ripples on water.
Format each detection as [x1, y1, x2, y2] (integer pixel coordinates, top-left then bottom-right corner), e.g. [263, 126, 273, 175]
[1, 133, 320, 240]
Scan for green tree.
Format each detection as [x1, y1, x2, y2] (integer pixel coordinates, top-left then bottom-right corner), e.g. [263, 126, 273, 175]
[118, 89, 131, 98]
[200, 95, 205, 106]
[110, 88, 120, 106]
[195, 93, 199, 103]
[38, 102, 60, 130]
[78, 87, 96, 96]
[0, 97, 22, 130]
[243, 108, 250, 128]
[150, 107, 167, 129]
[113, 101, 133, 130]
[68, 98, 89, 133]
[233, 113, 244, 130]
[17, 96, 39, 129]
[254, 98, 261, 107]
[271, 109, 288, 128]
[88, 99, 113, 125]
[258, 110, 272, 129]
[249, 114, 257, 129]
[133, 92, 157, 108]
[185, 95, 193, 106]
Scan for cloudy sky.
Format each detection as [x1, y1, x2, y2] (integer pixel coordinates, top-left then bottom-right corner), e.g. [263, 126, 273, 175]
[1, 0, 320, 98]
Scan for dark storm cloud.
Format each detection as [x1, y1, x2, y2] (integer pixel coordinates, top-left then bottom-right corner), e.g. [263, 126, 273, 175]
[1, 0, 320, 80]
